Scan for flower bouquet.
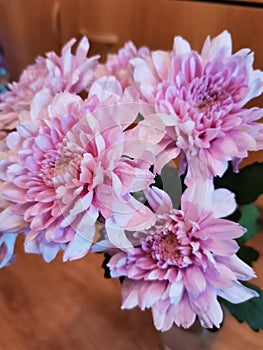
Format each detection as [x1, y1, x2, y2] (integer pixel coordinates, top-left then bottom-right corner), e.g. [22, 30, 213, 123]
[0, 31, 263, 339]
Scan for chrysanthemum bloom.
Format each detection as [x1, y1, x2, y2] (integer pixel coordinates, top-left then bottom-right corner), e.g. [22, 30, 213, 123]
[107, 181, 258, 331]
[96, 41, 150, 89]
[0, 84, 162, 262]
[0, 37, 99, 132]
[131, 31, 263, 182]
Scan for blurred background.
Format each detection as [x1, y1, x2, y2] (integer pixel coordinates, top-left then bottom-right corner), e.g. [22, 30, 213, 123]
[0, 1, 263, 349]
[0, 0, 263, 80]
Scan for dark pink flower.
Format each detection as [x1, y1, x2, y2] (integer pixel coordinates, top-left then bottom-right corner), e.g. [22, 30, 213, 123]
[108, 182, 258, 331]
[131, 31, 263, 182]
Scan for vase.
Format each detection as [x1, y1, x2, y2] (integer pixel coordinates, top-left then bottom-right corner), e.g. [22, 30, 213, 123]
[160, 321, 217, 350]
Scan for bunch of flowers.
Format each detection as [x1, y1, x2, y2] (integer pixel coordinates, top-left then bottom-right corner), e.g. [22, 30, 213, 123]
[0, 31, 263, 333]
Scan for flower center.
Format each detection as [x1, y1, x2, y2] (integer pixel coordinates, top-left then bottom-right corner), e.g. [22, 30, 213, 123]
[147, 220, 193, 268]
[57, 150, 81, 175]
[189, 75, 224, 110]
[40, 154, 57, 186]
[39, 144, 83, 187]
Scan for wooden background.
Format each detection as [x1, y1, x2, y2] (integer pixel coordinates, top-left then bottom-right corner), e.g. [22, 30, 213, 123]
[0, 0, 263, 81]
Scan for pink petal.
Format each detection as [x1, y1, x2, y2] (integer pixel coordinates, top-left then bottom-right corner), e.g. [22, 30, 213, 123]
[152, 51, 171, 80]
[184, 266, 206, 294]
[173, 36, 191, 57]
[131, 58, 159, 103]
[145, 186, 173, 214]
[139, 280, 167, 309]
[202, 237, 239, 256]
[216, 255, 256, 280]
[168, 281, 184, 304]
[105, 217, 134, 251]
[217, 281, 258, 303]
[201, 219, 245, 240]
[89, 76, 123, 100]
[152, 302, 170, 331]
[201, 30, 232, 62]
[211, 188, 237, 218]
[63, 227, 95, 261]
[0, 206, 28, 233]
[181, 179, 213, 223]
[121, 278, 140, 309]
[172, 293, 196, 329]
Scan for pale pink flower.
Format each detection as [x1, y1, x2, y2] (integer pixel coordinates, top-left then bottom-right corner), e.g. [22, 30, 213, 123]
[0, 56, 47, 132]
[0, 86, 160, 262]
[96, 41, 150, 88]
[131, 31, 263, 181]
[108, 181, 258, 331]
[0, 37, 99, 131]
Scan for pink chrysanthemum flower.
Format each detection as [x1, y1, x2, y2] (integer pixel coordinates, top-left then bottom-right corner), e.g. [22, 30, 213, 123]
[131, 31, 263, 181]
[0, 37, 99, 132]
[96, 41, 150, 89]
[108, 182, 258, 331]
[0, 84, 160, 262]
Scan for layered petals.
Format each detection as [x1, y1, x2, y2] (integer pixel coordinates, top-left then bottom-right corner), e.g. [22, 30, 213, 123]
[0, 89, 165, 261]
[108, 183, 258, 331]
[0, 36, 99, 130]
[96, 41, 150, 88]
[131, 30, 263, 181]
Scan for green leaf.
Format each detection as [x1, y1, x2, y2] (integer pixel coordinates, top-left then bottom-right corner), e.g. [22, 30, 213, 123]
[152, 173, 163, 190]
[152, 166, 182, 209]
[237, 204, 260, 244]
[160, 166, 182, 209]
[221, 283, 263, 331]
[237, 245, 259, 266]
[214, 162, 263, 205]
[132, 190, 147, 203]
